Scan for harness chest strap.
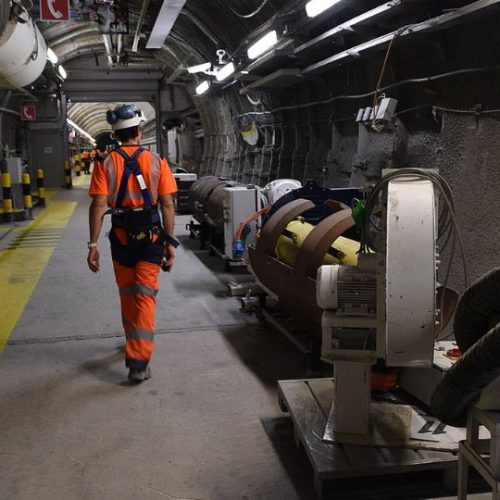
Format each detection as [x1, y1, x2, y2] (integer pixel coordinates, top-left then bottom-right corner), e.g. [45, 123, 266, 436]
[114, 147, 152, 208]
[102, 148, 180, 248]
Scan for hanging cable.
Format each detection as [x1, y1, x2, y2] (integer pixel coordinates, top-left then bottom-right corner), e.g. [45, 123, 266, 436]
[371, 36, 397, 132]
[237, 64, 500, 119]
[228, 0, 270, 19]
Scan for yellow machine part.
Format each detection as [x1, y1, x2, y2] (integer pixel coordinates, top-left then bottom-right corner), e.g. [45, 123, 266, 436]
[275, 219, 359, 267]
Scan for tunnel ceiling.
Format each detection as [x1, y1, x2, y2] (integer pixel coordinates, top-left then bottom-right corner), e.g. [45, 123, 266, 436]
[67, 101, 155, 138]
[33, 0, 293, 136]
[31, 0, 500, 139]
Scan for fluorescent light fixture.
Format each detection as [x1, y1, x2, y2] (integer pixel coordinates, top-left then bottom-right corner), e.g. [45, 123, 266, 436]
[306, 0, 342, 18]
[247, 30, 278, 60]
[47, 47, 58, 64]
[67, 119, 95, 143]
[146, 0, 188, 49]
[195, 80, 210, 95]
[345, 1, 400, 27]
[295, 1, 401, 55]
[187, 62, 212, 74]
[215, 62, 235, 82]
[304, 0, 500, 74]
[58, 65, 67, 79]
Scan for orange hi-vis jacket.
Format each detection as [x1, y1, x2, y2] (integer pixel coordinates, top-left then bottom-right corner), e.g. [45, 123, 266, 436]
[89, 146, 177, 208]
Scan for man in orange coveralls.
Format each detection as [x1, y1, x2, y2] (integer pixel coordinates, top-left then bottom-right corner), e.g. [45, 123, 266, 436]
[87, 104, 178, 382]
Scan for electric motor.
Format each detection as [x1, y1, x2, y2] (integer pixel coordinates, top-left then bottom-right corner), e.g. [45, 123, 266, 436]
[317, 265, 376, 315]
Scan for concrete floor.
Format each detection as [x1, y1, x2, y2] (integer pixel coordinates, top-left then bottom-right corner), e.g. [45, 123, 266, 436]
[0, 183, 492, 500]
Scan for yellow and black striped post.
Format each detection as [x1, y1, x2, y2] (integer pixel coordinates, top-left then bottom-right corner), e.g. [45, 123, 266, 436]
[22, 172, 33, 219]
[75, 153, 81, 177]
[36, 169, 46, 207]
[64, 160, 73, 189]
[2, 172, 13, 223]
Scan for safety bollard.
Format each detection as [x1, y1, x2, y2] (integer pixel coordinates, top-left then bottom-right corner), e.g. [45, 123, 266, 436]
[64, 160, 73, 189]
[22, 172, 33, 219]
[36, 169, 46, 207]
[2, 172, 13, 223]
[75, 154, 81, 176]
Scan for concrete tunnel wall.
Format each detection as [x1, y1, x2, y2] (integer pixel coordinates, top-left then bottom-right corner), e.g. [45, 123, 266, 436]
[190, 13, 500, 295]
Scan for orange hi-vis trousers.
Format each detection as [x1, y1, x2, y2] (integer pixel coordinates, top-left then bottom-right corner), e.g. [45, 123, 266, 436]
[113, 259, 160, 370]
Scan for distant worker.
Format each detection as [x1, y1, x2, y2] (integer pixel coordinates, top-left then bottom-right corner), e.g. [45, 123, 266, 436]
[87, 104, 178, 382]
[82, 149, 91, 175]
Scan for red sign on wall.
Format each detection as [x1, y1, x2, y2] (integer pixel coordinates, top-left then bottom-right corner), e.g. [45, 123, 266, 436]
[20, 105, 37, 121]
[40, 0, 70, 22]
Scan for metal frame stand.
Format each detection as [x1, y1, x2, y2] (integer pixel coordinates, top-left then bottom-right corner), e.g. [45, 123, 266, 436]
[458, 407, 500, 499]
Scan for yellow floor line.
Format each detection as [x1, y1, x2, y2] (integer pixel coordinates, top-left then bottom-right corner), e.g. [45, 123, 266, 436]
[0, 199, 77, 353]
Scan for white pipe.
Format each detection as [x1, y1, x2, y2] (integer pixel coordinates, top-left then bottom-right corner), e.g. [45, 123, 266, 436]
[116, 34, 123, 63]
[102, 34, 114, 65]
[132, 0, 149, 52]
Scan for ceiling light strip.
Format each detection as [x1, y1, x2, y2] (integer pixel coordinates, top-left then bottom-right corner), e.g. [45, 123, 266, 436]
[303, 0, 500, 74]
[67, 119, 95, 142]
[216, 62, 235, 81]
[195, 80, 210, 95]
[247, 30, 278, 60]
[296, 1, 401, 55]
[305, 0, 342, 18]
[187, 62, 212, 74]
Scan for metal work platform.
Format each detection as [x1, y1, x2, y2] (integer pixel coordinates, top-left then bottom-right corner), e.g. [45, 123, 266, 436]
[278, 378, 467, 500]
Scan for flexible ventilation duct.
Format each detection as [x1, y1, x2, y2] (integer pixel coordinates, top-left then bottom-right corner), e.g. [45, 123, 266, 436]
[431, 268, 500, 426]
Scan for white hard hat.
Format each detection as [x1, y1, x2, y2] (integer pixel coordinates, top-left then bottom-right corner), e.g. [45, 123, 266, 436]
[106, 104, 145, 131]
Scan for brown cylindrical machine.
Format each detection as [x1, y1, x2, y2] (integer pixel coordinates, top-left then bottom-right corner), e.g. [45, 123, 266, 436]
[249, 198, 357, 336]
[188, 176, 240, 229]
[206, 180, 239, 230]
[188, 176, 224, 223]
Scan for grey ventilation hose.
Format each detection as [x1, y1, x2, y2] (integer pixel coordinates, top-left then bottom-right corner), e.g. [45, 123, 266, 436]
[430, 268, 500, 427]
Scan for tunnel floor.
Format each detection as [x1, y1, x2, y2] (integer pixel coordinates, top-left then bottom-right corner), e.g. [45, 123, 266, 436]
[0, 179, 490, 500]
[0, 180, 319, 500]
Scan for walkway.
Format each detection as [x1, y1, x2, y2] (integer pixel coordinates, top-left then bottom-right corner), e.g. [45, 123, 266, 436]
[0, 181, 314, 500]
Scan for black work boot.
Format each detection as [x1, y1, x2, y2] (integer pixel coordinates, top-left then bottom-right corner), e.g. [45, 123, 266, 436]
[127, 366, 152, 382]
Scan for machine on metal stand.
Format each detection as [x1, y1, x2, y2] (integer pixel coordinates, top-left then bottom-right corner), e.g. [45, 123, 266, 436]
[187, 176, 301, 271]
[316, 173, 438, 439]
[247, 180, 363, 360]
[245, 169, 476, 498]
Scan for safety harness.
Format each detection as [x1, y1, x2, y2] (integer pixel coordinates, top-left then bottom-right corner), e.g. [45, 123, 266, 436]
[105, 147, 179, 249]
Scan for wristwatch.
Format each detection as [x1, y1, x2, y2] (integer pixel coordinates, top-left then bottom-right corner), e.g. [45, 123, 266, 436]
[87, 242, 98, 249]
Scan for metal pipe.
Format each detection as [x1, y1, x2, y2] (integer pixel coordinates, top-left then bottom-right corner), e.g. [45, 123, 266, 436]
[0, 106, 20, 116]
[102, 34, 114, 65]
[132, 0, 149, 52]
[116, 33, 123, 63]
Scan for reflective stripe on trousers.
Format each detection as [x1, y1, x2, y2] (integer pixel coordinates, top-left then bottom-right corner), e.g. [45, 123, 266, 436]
[113, 259, 160, 369]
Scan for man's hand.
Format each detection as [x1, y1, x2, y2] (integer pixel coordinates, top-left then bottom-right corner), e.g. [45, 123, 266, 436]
[87, 247, 100, 273]
[161, 244, 176, 272]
